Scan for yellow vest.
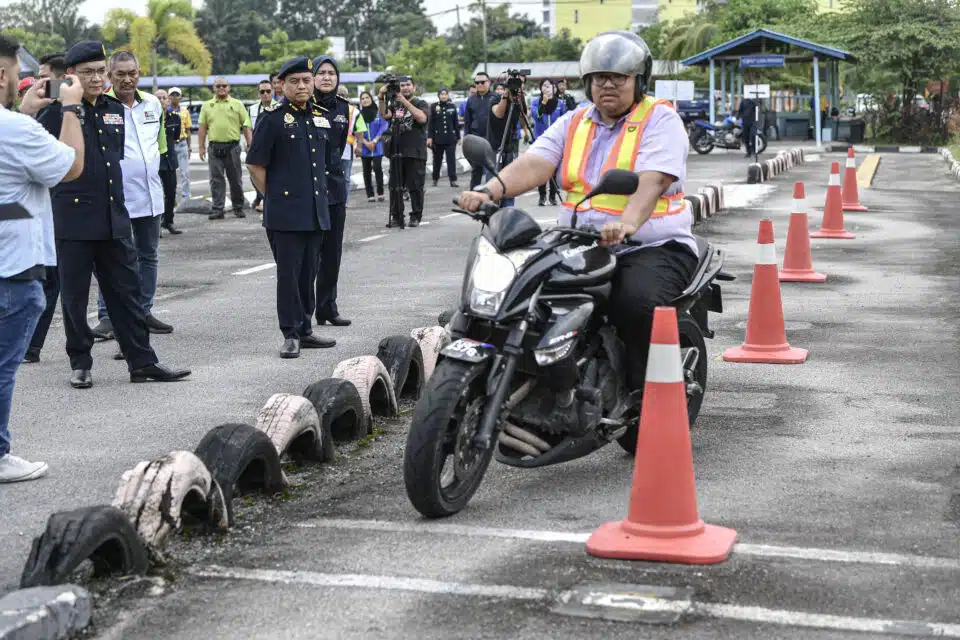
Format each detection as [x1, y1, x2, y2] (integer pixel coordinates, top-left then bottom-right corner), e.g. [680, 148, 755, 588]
[561, 96, 685, 217]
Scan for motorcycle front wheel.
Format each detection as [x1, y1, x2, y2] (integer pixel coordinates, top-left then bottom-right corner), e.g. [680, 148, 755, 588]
[617, 313, 708, 455]
[403, 358, 496, 518]
[692, 132, 714, 155]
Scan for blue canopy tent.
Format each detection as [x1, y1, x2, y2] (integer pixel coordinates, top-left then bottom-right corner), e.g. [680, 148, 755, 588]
[18, 46, 39, 77]
[681, 29, 857, 148]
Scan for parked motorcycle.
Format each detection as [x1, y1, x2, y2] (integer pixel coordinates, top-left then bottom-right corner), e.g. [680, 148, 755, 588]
[689, 116, 767, 156]
[401, 135, 733, 519]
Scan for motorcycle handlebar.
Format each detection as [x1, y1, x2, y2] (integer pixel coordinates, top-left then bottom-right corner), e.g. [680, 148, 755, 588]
[560, 226, 644, 247]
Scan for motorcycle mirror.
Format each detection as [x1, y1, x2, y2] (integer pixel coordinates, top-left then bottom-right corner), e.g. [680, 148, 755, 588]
[462, 135, 497, 174]
[571, 169, 639, 231]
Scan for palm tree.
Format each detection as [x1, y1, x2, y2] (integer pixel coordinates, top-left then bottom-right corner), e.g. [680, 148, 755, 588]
[103, 0, 212, 91]
[662, 19, 719, 60]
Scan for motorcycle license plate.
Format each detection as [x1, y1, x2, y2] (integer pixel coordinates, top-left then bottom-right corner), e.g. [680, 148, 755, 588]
[441, 338, 495, 363]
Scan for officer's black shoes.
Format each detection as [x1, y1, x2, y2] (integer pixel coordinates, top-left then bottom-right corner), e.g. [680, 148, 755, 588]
[549, 197, 558, 206]
[208, 211, 225, 220]
[233, 209, 246, 218]
[367, 197, 376, 203]
[300, 334, 337, 348]
[22, 349, 40, 364]
[145, 315, 174, 334]
[91, 318, 114, 341]
[450, 181, 459, 189]
[433, 179, 439, 187]
[538, 197, 546, 206]
[320, 316, 351, 327]
[70, 370, 93, 389]
[409, 217, 421, 228]
[162, 223, 183, 235]
[130, 363, 192, 383]
[280, 338, 300, 359]
[113, 348, 125, 361]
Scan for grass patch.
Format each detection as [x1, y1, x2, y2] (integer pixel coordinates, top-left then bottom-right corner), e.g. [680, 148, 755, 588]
[949, 146, 960, 158]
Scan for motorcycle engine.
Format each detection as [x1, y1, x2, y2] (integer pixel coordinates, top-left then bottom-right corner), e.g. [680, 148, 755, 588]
[723, 132, 738, 146]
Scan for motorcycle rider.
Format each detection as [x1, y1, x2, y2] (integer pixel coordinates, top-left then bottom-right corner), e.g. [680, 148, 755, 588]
[458, 30, 698, 394]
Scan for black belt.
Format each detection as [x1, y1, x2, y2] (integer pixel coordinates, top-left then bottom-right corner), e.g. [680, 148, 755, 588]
[210, 140, 240, 145]
[2, 265, 46, 281]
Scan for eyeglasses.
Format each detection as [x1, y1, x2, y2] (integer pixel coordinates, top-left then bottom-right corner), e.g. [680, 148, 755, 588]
[259, 89, 272, 94]
[475, 79, 489, 84]
[315, 71, 337, 78]
[76, 67, 107, 78]
[591, 73, 629, 88]
[214, 84, 228, 88]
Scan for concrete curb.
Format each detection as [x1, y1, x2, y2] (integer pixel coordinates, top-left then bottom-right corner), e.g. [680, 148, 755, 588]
[829, 144, 939, 154]
[748, 149, 805, 184]
[0, 585, 91, 640]
[938, 148, 960, 181]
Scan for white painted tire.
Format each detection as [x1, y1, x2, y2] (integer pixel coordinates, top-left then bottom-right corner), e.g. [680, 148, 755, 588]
[255, 393, 324, 462]
[411, 326, 451, 381]
[112, 450, 228, 550]
[331, 355, 398, 424]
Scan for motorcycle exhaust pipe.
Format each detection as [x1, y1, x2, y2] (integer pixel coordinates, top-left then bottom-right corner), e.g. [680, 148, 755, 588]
[498, 432, 541, 457]
[503, 422, 551, 453]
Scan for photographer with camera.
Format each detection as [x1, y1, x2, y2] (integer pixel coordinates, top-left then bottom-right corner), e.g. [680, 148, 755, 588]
[378, 74, 428, 228]
[486, 69, 532, 208]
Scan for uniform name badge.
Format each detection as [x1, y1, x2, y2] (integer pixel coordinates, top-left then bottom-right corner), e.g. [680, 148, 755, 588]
[315, 116, 331, 128]
[102, 113, 123, 125]
[143, 110, 159, 123]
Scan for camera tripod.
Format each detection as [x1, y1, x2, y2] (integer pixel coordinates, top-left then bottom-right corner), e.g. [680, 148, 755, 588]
[495, 91, 561, 202]
[385, 100, 406, 229]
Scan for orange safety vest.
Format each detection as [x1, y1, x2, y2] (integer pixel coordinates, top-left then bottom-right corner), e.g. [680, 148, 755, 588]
[561, 96, 685, 217]
[346, 104, 356, 146]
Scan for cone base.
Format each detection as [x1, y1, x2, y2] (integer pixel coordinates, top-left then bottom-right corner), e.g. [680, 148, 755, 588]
[842, 203, 868, 212]
[779, 269, 827, 283]
[586, 520, 737, 565]
[810, 230, 855, 239]
[723, 344, 808, 364]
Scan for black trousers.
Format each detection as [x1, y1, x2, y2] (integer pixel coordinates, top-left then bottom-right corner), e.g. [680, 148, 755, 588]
[538, 179, 559, 202]
[389, 156, 426, 223]
[267, 229, 323, 339]
[608, 242, 699, 391]
[432, 143, 457, 183]
[315, 203, 345, 321]
[742, 118, 757, 155]
[361, 156, 384, 198]
[56, 238, 157, 371]
[160, 168, 177, 226]
[26, 266, 60, 356]
[469, 163, 484, 189]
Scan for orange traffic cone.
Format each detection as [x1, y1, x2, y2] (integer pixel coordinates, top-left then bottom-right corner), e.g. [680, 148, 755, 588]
[779, 182, 827, 283]
[586, 307, 737, 565]
[841, 148, 868, 212]
[723, 219, 808, 364]
[811, 162, 855, 239]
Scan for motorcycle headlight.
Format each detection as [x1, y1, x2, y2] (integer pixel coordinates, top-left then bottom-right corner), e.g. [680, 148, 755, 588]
[467, 237, 517, 317]
[534, 340, 575, 366]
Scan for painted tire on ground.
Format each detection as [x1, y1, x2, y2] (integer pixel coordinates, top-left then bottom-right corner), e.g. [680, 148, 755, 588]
[410, 326, 452, 381]
[255, 393, 324, 462]
[194, 423, 288, 526]
[0, 585, 92, 639]
[112, 451, 228, 550]
[331, 356, 399, 422]
[20, 506, 149, 588]
[303, 378, 367, 450]
[377, 335, 425, 401]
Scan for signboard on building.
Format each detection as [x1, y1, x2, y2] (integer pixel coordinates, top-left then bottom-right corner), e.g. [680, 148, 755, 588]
[743, 84, 771, 99]
[740, 55, 785, 68]
[654, 80, 695, 102]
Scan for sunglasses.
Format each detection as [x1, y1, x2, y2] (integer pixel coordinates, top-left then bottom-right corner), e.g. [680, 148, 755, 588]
[259, 89, 272, 94]
[214, 84, 228, 88]
[475, 79, 489, 84]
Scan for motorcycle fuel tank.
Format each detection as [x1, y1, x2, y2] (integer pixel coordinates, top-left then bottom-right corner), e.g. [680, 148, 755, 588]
[548, 244, 617, 289]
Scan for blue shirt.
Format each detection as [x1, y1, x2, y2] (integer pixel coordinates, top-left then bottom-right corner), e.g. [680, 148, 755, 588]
[361, 114, 388, 158]
[0, 106, 74, 275]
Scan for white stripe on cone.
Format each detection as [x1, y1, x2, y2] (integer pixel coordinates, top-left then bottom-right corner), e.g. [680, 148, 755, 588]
[792, 197, 807, 214]
[846, 157, 856, 168]
[828, 173, 841, 187]
[645, 343, 683, 383]
[756, 242, 777, 265]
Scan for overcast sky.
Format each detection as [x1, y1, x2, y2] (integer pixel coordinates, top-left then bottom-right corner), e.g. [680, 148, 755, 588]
[40, 0, 542, 34]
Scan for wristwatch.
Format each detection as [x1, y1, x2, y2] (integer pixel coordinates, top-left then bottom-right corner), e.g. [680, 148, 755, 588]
[473, 186, 496, 200]
[61, 104, 84, 121]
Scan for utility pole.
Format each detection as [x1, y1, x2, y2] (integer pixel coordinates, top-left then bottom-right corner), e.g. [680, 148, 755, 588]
[456, 4, 461, 32]
[480, 0, 488, 74]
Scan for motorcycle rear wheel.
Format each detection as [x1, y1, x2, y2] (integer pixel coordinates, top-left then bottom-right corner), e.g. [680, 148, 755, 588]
[692, 133, 714, 155]
[617, 313, 708, 455]
[403, 359, 496, 518]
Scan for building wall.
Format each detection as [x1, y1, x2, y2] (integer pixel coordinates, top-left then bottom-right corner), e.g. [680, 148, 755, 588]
[549, 0, 633, 40]
[658, 0, 700, 23]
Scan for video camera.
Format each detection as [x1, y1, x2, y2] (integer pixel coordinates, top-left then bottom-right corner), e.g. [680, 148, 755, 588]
[504, 68, 531, 95]
[377, 72, 401, 106]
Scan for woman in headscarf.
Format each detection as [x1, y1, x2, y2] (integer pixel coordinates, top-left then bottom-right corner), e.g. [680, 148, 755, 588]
[359, 90, 387, 202]
[529, 78, 566, 206]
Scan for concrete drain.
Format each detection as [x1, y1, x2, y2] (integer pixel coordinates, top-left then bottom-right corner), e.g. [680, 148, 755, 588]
[552, 583, 694, 624]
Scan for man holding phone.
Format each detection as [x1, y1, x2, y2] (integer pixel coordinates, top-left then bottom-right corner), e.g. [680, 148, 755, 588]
[0, 34, 84, 481]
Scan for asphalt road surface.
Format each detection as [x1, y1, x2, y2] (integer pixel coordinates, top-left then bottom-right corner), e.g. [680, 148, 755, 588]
[2, 148, 958, 639]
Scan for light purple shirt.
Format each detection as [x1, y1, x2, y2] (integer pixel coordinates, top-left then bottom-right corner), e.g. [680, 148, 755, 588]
[528, 102, 696, 256]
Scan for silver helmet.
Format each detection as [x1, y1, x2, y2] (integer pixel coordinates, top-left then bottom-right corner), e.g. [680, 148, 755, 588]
[579, 30, 653, 102]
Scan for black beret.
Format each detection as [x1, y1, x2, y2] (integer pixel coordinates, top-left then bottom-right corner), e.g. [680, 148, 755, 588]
[277, 56, 312, 80]
[65, 41, 107, 67]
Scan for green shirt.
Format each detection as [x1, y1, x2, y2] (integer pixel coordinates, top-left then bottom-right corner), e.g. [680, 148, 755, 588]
[199, 96, 252, 143]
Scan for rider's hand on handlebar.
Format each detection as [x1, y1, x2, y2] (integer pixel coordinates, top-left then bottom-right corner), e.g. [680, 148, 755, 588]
[599, 221, 639, 247]
[458, 190, 493, 213]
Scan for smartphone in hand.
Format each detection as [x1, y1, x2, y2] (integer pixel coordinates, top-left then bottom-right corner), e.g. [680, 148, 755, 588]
[48, 78, 73, 101]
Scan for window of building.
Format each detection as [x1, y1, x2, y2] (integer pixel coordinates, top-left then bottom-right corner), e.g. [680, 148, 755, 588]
[574, 9, 579, 23]
[543, 9, 550, 22]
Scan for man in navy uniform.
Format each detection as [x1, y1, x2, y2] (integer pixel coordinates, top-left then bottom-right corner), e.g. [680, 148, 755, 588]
[247, 56, 337, 358]
[35, 41, 190, 387]
[311, 55, 352, 328]
[427, 88, 460, 188]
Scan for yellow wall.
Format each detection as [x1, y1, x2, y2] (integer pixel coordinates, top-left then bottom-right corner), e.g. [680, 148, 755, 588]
[658, 0, 700, 23]
[553, 0, 632, 41]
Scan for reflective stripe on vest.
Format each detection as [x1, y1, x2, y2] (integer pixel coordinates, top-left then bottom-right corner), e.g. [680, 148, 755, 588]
[561, 97, 685, 217]
[346, 104, 356, 146]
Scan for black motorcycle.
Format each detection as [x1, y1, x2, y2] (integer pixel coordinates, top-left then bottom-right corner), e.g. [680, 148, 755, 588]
[402, 135, 733, 518]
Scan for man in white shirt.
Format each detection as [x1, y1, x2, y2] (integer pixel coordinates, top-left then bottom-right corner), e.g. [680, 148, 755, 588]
[249, 79, 276, 212]
[93, 50, 174, 341]
[0, 34, 85, 482]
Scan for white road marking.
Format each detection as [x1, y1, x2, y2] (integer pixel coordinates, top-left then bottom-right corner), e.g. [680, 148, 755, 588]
[189, 565, 960, 637]
[294, 518, 960, 571]
[418, 221, 432, 226]
[439, 213, 460, 219]
[232, 263, 275, 276]
[358, 234, 386, 243]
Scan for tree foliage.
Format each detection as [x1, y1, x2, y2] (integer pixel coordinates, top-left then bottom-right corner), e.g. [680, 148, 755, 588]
[386, 37, 457, 91]
[237, 29, 331, 76]
[1, 0, 97, 48]
[0, 27, 65, 58]
[196, 0, 275, 74]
